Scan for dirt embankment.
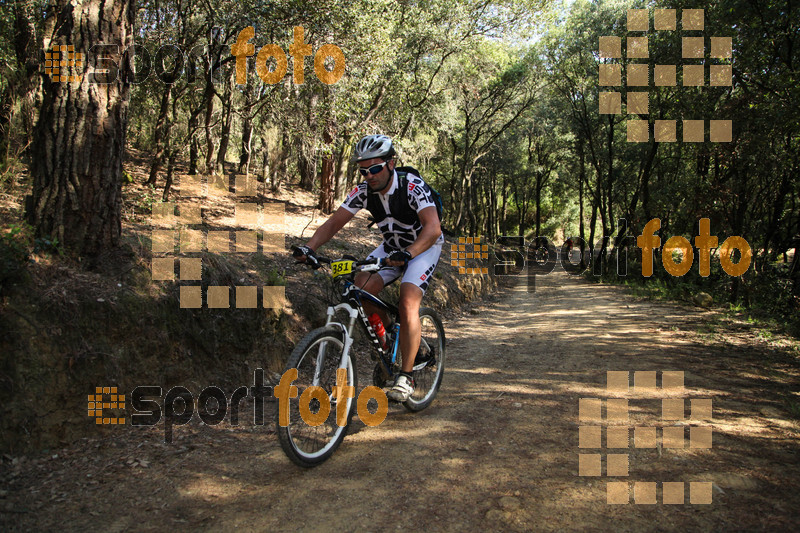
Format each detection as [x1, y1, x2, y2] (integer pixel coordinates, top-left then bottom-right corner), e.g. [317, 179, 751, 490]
[0, 176, 497, 453]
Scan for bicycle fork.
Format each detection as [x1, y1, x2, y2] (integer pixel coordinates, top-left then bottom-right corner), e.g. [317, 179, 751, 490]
[315, 304, 361, 386]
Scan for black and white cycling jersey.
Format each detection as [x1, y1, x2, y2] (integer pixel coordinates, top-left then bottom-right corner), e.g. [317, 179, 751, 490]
[340, 170, 444, 251]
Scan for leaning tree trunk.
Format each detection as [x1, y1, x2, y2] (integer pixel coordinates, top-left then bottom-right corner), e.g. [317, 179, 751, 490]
[203, 80, 215, 174]
[29, 0, 134, 257]
[237, 83, 255, 176]
[188, 111, 199, 175]
[215, 72, 233, 175]
[146, 83, 172, 185]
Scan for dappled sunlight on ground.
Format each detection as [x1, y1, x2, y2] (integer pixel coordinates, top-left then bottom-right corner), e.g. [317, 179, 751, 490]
[3, 267, 799, 531]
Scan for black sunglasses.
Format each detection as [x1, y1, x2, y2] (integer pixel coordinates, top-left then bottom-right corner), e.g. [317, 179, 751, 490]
[358, 161, 389, 177]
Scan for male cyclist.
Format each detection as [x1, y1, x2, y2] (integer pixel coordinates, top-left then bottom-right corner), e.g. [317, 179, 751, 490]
[293, 134, 443, 402]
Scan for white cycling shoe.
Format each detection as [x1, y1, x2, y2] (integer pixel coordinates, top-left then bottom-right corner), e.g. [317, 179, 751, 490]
[387, 374, 415, 402]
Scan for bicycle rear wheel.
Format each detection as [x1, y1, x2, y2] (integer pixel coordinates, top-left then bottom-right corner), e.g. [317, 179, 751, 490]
[276, 326, 357, 467]
[404, 307, 446, 412]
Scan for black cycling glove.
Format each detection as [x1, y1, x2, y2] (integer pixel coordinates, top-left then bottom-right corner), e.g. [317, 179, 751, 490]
[388, 250, 412, 267]
[293, 245, 321, 269]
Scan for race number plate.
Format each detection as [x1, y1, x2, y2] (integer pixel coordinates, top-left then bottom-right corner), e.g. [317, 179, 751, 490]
[331, 260, 353, 278]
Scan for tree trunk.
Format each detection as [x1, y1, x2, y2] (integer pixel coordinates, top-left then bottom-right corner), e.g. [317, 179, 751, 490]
[188, 110, 199, 175]
[216, 72, 233, 175]
[605, 114, 615, 235]
[162, 148, 177, 201]
[318, 157, 335, 213]
[259, 136, 269, 183]
[203, 81, 215, 174]
[500, 174, 508, 235]
[237, 83, 254, 176]
[297, 137, 316, 191]
[488, 173, 497, 242]
[238, 118, 253, 176]
[578, 138, 586, 270]
[535, 178, 542, 238]
[17, 0, 38, 140]
[29, 0, 134, 257]
[333, 140, 350, 201]
[588, 202, 598, 272]
[791, 238, 800, 297]
[146, 84, 172, 185]
[237, 122, 252, 175]
[271, 130, 290, 191]
[0, 86, 12, 164]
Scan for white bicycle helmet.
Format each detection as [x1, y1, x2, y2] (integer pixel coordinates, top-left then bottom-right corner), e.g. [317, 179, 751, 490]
[354, 134, 395, 162]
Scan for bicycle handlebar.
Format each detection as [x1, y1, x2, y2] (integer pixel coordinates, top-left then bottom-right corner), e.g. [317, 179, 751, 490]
[317, 256, 386, 271]
[291, 246, 386, 272]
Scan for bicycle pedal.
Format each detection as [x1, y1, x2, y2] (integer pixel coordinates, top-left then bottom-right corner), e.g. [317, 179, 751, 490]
[416, 347, 434, 363]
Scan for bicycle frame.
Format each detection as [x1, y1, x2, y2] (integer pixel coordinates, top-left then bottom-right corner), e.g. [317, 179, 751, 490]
[323, 279, 401, 382]
[278, 251, 446, 467]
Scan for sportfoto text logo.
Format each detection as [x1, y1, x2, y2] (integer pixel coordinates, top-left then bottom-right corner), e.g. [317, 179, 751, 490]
[89, 369, 388, 443]
[45, 26, 344, 86]
[458, 218, 751, 287]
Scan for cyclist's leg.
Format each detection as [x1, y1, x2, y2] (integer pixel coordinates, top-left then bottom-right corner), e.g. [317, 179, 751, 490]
[355, 271, 390, 326]
[397, 283, 424, 373]
[357, 243, 400, 327]
[396, 241, 442, 372]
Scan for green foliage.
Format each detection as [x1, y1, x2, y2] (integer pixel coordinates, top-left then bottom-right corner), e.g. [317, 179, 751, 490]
[6, 0, 796, 330]
[266, 267, 287, 286]
[0, 156, 25, 191]
[33, 234, 63, 257]
[137, 185, 160, 213]
[0, 223, 33, 290]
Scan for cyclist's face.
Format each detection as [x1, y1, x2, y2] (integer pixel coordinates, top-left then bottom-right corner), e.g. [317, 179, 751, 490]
[360, 157, 393, 192]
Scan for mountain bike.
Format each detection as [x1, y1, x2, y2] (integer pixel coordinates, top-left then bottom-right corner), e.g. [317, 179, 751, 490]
[276, 254, 446, 467]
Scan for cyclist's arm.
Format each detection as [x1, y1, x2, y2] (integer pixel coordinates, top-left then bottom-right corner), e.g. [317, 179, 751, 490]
[406, 206, 441, 259]
[305, 207, 356, 251]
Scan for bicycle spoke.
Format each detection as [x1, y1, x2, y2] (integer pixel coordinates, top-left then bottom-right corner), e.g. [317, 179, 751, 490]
[404, 308, 445, 411]
[276, 327, 357, 466]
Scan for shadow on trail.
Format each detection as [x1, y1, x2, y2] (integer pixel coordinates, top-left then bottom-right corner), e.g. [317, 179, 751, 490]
[3, 267, 799, 532]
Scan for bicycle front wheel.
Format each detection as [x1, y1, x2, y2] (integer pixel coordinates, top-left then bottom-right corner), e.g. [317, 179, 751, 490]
[276, 326, 357, 467]
[404, 307, 446, 412]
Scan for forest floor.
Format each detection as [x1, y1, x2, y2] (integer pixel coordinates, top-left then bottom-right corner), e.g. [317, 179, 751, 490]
[2, 256, 799, 531]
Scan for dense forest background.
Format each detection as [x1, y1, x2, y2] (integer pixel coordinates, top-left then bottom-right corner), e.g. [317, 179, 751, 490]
[1, 0, 798, 325]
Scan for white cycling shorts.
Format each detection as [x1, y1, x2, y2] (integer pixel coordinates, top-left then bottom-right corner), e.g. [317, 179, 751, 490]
[366, 240, 443, 294]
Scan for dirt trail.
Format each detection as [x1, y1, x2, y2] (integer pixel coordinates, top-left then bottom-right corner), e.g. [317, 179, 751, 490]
[2, 267, 799, 531]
